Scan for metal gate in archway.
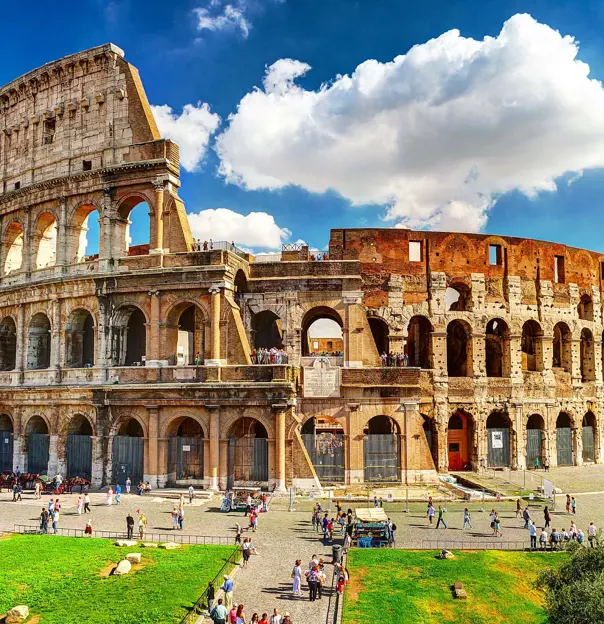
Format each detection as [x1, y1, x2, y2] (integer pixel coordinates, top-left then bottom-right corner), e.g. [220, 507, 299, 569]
[557, 428, 573, 466]
[66, 434, 92, 480]
[168, 437, 204, 482]
[0, 431, 13, 472]
[582, 426, 595, 463]
[112, 436, 144, 485]
[28, 433, 49, 474]
[363, 434, 400, 482]
[301, 433, 345, 482]
[526, 429, 543, 467]
[487, 428, 510, 467]
[227, 438, 268, 488]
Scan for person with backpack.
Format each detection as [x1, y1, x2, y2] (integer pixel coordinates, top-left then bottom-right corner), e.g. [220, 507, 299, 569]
[436, 505, 447, 529]
[388, 518, 397, 545]
[210, 598, 227, 624]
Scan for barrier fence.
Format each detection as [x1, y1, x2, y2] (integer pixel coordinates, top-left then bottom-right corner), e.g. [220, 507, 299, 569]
[13, 524, 232, 545]
[420, 539, 530, 551]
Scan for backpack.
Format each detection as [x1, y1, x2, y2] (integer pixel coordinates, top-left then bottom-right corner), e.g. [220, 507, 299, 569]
[391, 524, 397, 531]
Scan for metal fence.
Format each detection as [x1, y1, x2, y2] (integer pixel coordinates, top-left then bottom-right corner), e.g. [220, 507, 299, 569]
[420, 539, 530, 551]
[13, 524, 231, 545]
[179, 546, 241, 624]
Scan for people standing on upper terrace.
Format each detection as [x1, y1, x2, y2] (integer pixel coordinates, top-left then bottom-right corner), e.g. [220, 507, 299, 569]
[380, 351, 409, 367]
[251, 347, 288, 364]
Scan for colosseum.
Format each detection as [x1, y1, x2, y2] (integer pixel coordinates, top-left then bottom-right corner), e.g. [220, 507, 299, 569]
[0, 43, 601, 491]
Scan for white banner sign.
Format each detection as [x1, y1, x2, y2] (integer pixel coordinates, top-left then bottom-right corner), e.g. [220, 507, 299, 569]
[543, 478, 554, 499]
[491, 431, 504, 449]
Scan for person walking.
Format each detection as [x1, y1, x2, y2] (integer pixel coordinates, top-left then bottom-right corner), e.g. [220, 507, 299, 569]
[543, 505, 551, 529]
[115, 483, 122, 505]
[52, 508, 59, 534]
[565, 494, 571, 514]
[463, 508, 473, 530]
[269, 609, 282, 624]
[235, 603, 246, 624]
[138, 513, 147, 540]
[523, 506, 531, 529]
[178, 506, 184, 530]
[126, 513, 134, 539]
[529, 521, 537, 551]
[106, 486, 113, 506]
[210, 598, 228, 624]
[171, 507, 179, 530]
[235, 523, 242, 545]
[493, 512, 502, 537]
[220, 575, 234, 611]
[84, 492, 91, 514]
[516, 499, 522, 519]
[322, 513, 329, 539]
[292, 559, 303, 597]
[436, 505, 447, 529]
[571, 497, 577, 515]
[427, 503, 435, 526]
[125, 476, 131, 495]
[85, 519, 93, 537]
[40, 508, 49, 534]
[588, 522, 598, 548]
[188, 484, 195, 504]
[77, 496, 83, 515]
[242, 538, 250, 568]
[539, 528, 548, 550]
[34, 480, 41, 499]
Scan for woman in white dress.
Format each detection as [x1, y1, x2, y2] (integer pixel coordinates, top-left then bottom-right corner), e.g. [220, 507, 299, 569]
[292, 559, 302, 597]
[106, 486, 113, 505]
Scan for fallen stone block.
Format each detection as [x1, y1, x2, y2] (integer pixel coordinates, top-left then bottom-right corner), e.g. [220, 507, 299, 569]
[454, 588, 467, 600]
[159, 542, 181, 549]
[126, 553, 141, 564]
[454, 581, 464, 590]
[140, 542, 158, 548]
[6, 605, 29, 624]
[115, 540, 138, 547]
[113, 560, 132, 576]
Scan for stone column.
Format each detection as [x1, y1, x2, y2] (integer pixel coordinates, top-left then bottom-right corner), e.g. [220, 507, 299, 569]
[99, 187, 114, 270]
[48, 434, 59, 476]
[57, 196, 68, 271]
[570, 338, 582, 385]
[273, 405, 287, 492]
[15, 304, 25, 383]
[209, 406, 220, 491]
[146, 290, 166, 367]
[207, 286, 223, 366]
[431, 331, 448, 378]
[146, 406, 160, 488]
[91, 435, 103, 486]
[509, 333, 523, 379]
[150, 178, 166, 255]
[219, 439, 229, 490]
[346, 404, 363, 483]
[51, 298, 62, 382]
[471, 332, 485, 378]
[23, 206, 33, 276]
[342, 292, 364, 368]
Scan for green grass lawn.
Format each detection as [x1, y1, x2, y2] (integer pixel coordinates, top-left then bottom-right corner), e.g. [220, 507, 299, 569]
[0, 534, 235, 624]
[344, 549, 559, 624]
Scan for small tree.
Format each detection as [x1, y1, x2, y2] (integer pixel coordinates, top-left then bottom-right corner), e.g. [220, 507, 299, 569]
[537, 541, 604, 624]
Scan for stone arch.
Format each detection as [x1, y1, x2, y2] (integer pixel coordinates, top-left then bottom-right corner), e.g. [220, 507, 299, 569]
[34, 211, 58, 270]
[24, 414, 51, 435]
[553, 322, 572, 371]
[526, 413, 546, 469]
[165, 415, 205, 484]
[164, 300, 208, 365]
[252, 310, 283, 350]
[445, 282, 471, 312]
[64, 413, 94, 480]
[580, 327, 595, 382]
[578, 294, 594, 322]
[447, 319, 472, 377]
[227, 416, 269, 485]
[70, 202, 101, 264]
[299, 414, 345, 482]
[363, 415, 401, 483]
[3, 220, 24, 275]
[0, 316, 17, 370]
[421, 414, 439, 468]
[221, 409, 275, 440]
[110, 305, 147, 366]
[112, 414, 146, 486]
[115, 193, 153, 256]
[405, 315, 433, 368]
[521, 320, 543, 372]
[65, 308, 96, 368]
[24, 414, 50, 474]
[367, 315, 389, 355]
[556, 411, 575, 466]
[0, 412, 13, 471]
[26, 312, 51, 370]
[582, 411, 598, 463]
[301, 306, 344, 357]
[486, 411, 513, 468]
[114, 415, 147, 438]
[447, 410, 475, 471]
[485, 318, 510, 378]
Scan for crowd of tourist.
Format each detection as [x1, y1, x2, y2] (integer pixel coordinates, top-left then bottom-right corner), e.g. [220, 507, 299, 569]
[307, 351, 343, 358]
[251, 347, 288, 364]
[379, 351, 409, 367]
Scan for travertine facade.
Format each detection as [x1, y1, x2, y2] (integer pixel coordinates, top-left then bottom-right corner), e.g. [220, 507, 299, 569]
[0, 46, 599, 490]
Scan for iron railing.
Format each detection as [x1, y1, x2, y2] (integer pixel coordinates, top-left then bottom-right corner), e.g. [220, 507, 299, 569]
[179, 546, 241, 624]
[191, 240, 247, 258]
[13, 524, 231, 544]
[420, 539, 531, 551]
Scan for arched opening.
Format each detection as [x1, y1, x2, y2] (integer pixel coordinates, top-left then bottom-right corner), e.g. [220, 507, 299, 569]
[447, 320, 472, 377]
[35, 212, 58, 269]
[406, 316, 432, 369]
[422, 415, 438, 469]
[368, 316, 389, 356]
[578, 294, 594, 322]
[26, 313, 51, 370]
[447, 411, 474, 471]
[166, 303, 205, 366]
[111, 306, 147, 366]
[66, 414, 93, 480]
[72, 205, 100, 263]
[3, 221, 24, 274]
[556, 412, 573, 466]
[301, 416, 345, 482]
[580, 328, 595, 382]
[521, 320, 543, 372]
[116, 197, 151, 256]
[302, 307, 343, 357]
[25, 416, 49, 475]
[65, 309, 95, 368]
[0, 414, 14, 472]
[0, 317, 17, 370]
[526, 414, 545, 469]
[227, 417, 269, 486]
[252, 310, 283, 350]
[582, 411, 597, 463]
[486, 411, 512, 468]
[446, 283, 470, 311]
[363, 416, 400, 482]
[112, 418, 145, 486]
[485, 318, 510, 378]
[167, 417, 205, 484]
[553, 322, 572, 371]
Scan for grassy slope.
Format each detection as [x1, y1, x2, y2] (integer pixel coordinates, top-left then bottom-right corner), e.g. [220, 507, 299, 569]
[0, 535, 234, 624]
[344, 550, 557, 624]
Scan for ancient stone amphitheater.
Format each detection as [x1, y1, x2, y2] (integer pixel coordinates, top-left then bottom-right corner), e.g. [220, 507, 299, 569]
[0, 44, 599, 490]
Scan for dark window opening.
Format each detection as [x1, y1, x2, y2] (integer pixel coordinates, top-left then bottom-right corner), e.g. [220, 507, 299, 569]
[82, 160, 92, 171]
[554, 255, 565, 283]
[43, 119, 55, 145]
[13, 182, 20, 190]
[489, 244, 502, 266]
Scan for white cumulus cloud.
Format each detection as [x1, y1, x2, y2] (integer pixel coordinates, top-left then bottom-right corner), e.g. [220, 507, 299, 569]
[187, 208, 291, 249]
[215, 14, 604, 232]
[151, 103, 221, 172]
[194, 3, 251, 38]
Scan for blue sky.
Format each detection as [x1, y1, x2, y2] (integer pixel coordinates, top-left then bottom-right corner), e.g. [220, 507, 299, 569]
[4, 0, 604, 252]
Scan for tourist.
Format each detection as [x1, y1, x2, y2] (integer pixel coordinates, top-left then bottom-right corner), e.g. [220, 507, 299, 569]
[569, 520, 577, 539]
[307, 565, 319, 602]
[282, 613, 291, 624]
[126, 476, 131, 495]
[206, 581, 215, 610]
[84, 492, 91, 514]
[427, 503, 435, 526]
[262, 492, 267, 512]
[85, 519, 93, 537]
[221, 575, 234, 610]
[54, 498, 61, 513]
[529, 521, 537, 551]
[311, 508, 318, 532]
[15, 465, 20, 480]
[172, 507, 179, 530]
[436, 505, 447, 529]
[577, 528, 585, 544]
[106, 486, 114, 505]
[259, 614, 269, 624]
[571, 497, 577, 515]
[388, 517, 396, 545]
[539, 528, 548, 550]
[178, 506, 184, 530]
[12, 482, 21, 502]
[251, 614, 259, 624]
[565, 494, 571, 514]
[242, 538, 250, 567]
[126, 513, 134, 539]
[561, 527, 569, 542]
[77, 496, 83, 515]
[34, 480, 41, 499]
[139, 513, 147, 539]
[588, 522, 598, 548]
[55, 473, 63, 491]
[235, 523, 242, 544]
[210, 598, 227, 624]
[189, 484, 195, 504]
[116, 483, 122, 505]
[463, 508, 472, 530]
[344, 531, 352, 550]
[228, 604, 238, 624]
[543, 505, 551, 528]
[292, 559, 302, 597]
[246, 494, 252, 516]
[322, 513, 329, 539]
[550, 527, 560, 550]
[515, 498, 522, 518]
[269, 609, 282, 624]
[523, 506, 531, 529]
[493, 512, 502, 537]
[40, 507, 49, 533]
[544, 458, 550, 472]
[52, 508, 60, 534]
